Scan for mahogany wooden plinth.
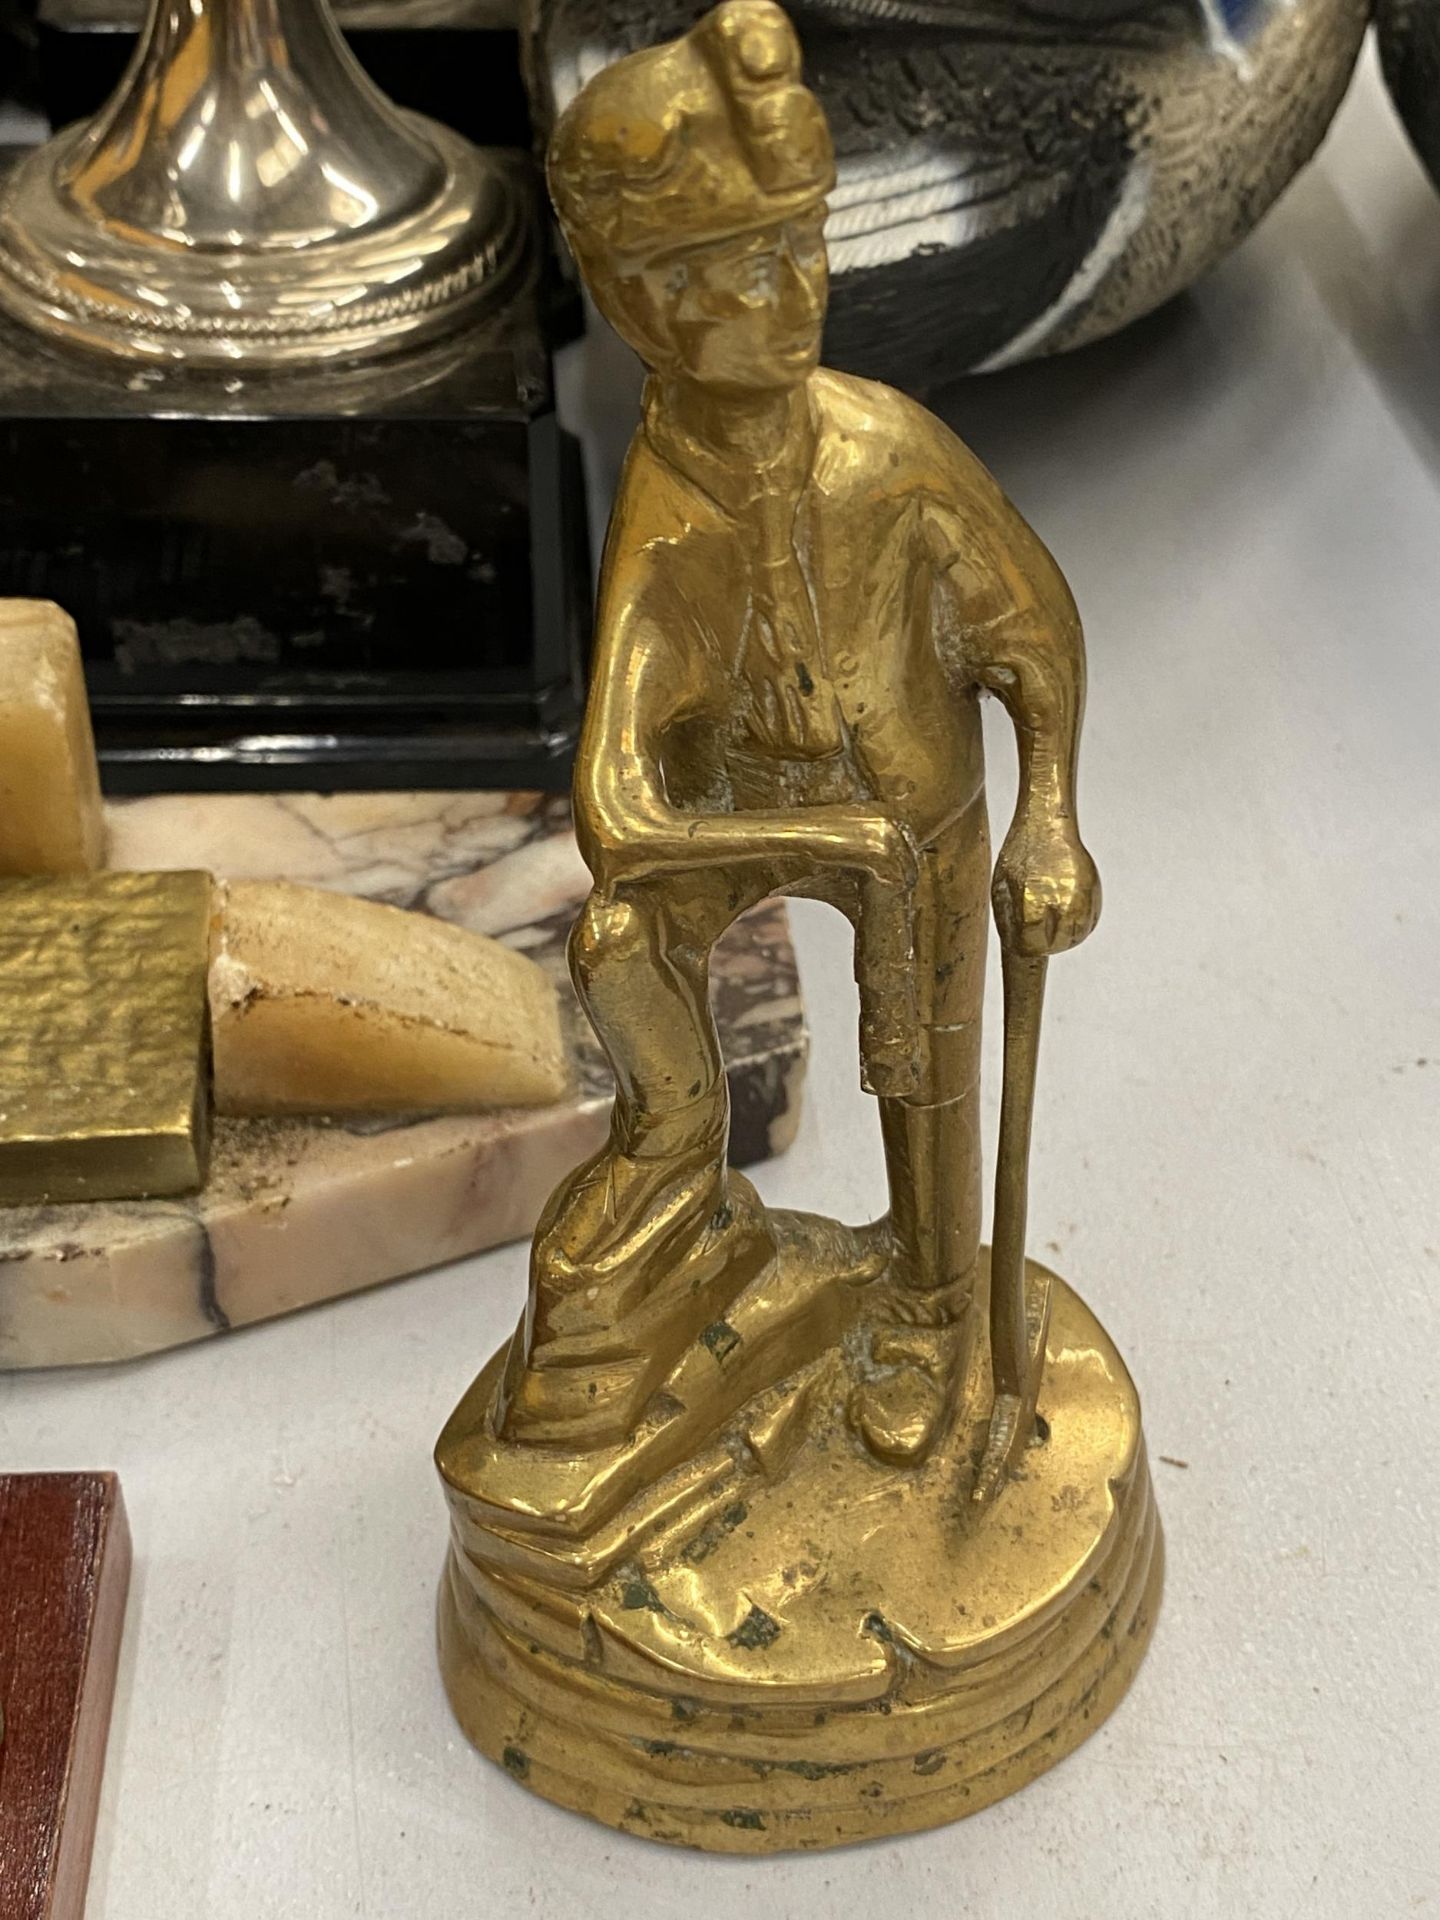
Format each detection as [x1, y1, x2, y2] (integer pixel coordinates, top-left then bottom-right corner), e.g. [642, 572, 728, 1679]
[0, 1473, 131, 1919]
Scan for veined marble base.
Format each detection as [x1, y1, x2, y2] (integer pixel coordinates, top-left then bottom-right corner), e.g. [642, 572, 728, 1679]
[0, 792, 807, 1370]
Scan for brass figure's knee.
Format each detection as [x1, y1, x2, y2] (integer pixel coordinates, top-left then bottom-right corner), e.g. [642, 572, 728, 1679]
[569, 893, 650, 987]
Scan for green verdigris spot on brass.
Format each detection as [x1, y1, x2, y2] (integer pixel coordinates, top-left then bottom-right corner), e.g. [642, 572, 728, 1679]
[682, 1499, 749, 1564]
[719, 1808, 765, 1831]
[700, 1319, 742, 1362]
[502, 1745, 530, 1778]
[620, 1571, 665, 1611]
[728, 1604, 781, 1650]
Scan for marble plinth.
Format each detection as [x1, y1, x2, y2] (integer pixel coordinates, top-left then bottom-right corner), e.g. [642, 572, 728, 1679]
[0, 791, 806, 1370]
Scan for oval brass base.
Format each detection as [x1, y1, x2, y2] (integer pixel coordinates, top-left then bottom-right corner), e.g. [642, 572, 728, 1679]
[437, 1269, 1163, 1853]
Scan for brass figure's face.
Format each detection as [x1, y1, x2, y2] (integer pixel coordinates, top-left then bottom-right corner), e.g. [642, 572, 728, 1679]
[642, 206, 828, 391]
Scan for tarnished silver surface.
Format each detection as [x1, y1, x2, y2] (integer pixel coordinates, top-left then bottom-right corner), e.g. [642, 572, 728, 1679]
[0, 0, 534, 365]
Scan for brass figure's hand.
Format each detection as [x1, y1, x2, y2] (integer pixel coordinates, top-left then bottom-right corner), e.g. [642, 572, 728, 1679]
[992, 824, 1100, 957]
[840, 811, 918, 891]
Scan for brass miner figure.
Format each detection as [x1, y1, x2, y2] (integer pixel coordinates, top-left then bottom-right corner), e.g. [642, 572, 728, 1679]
[437, 0, 1161, 1851]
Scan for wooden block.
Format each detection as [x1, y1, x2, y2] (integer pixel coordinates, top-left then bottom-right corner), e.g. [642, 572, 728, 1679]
[0, 1473, 132, 1920]
[0, 600, 105, 875]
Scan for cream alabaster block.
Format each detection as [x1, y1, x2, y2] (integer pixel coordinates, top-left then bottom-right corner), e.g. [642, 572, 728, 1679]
[209, 879, 568, 1116]
[0, 600, 105, 874]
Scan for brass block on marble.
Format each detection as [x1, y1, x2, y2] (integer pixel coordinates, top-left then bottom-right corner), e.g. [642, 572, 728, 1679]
[0, 871, 212, 1206]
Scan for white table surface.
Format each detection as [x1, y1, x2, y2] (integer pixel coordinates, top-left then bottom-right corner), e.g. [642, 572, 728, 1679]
[4, 47, 1438, 1918]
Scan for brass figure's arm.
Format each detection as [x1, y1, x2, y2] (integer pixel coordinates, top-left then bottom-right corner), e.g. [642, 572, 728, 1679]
[575, 570, 915, 897]
[923, 449, 1100, 959]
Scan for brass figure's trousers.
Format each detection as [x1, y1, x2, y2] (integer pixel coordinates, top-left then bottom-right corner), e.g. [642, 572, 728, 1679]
[569, 792, 991, 1304]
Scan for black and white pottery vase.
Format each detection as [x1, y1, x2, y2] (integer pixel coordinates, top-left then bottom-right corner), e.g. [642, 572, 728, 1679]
[527, 0, 1370, 384]
[1379, 0, 1440, 193]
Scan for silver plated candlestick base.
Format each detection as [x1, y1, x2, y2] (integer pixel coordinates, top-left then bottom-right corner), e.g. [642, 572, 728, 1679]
[0, 0, 534, 366]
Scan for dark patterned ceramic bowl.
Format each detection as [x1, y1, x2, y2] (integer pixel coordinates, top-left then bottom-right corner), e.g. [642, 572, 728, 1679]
[1379, 0, 1440, 192]
[527, 0, 1370, 383]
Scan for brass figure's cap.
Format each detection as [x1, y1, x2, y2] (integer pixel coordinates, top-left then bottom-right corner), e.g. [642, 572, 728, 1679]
[548, 0, 834, 265]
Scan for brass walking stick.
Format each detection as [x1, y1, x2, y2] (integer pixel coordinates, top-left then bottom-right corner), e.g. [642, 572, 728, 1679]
[974, 944, 1052, 1503]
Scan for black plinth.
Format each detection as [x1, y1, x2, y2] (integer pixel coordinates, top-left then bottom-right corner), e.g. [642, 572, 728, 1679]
[3, 0, 40, 110]
[36, 0, 532, 148]
[0, 159, 590, 795]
